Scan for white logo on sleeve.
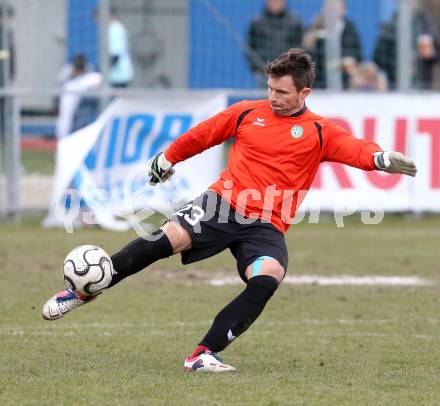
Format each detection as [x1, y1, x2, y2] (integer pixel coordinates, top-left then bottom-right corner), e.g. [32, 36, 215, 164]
[227, 329, 236, 341]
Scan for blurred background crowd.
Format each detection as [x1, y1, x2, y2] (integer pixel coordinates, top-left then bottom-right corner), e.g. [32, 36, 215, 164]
[2, 0, 440, 131]
[0, 0, 439, 220]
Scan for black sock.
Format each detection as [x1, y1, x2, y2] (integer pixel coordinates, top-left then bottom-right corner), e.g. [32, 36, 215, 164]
[109, 229, 173, 287]
[200, 275, 279, 352]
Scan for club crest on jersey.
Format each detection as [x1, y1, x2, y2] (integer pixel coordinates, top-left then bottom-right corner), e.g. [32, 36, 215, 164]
[291, 125, 303, 138]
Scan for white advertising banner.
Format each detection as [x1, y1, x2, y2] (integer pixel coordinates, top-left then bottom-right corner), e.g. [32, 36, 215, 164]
[303, 93, 440, 213]
[46, 92, 440, 231]
[45, 93, 227, 231]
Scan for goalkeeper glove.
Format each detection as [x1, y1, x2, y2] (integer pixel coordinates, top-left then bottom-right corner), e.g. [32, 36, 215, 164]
[147, 152, 175, 185]
[373, 151, 417, 177]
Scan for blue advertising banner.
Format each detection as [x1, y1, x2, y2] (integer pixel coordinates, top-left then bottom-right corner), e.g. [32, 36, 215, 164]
[45, 93, 227, 232]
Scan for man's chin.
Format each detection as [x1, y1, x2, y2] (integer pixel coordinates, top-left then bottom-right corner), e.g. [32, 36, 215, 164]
[271, 107, 289, 116]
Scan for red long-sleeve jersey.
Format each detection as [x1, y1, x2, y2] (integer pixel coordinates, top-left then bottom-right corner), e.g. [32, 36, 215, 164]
[165, 99, 381, 234]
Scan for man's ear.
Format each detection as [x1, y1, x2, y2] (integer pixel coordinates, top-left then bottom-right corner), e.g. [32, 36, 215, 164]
[301, 87, 311, 99]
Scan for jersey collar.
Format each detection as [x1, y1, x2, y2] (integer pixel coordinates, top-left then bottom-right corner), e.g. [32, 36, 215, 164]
[289, 104, 307, 117]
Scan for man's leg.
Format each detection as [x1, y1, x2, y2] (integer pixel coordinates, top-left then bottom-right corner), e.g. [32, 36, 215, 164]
[184, 258, 284, 371]
[42, 222, 191, 320]
[110, 221, 191, 286]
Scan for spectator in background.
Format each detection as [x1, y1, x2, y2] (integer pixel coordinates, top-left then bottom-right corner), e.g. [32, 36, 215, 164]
[345, 60, 388, 91]
[247, 0, 303, 87]
[56, 54, 103, 140]
[107, 7, 134, 87]
[303, 0, 362, 89]
[373, 0, 440, 89]
[57, 57, 95, 86]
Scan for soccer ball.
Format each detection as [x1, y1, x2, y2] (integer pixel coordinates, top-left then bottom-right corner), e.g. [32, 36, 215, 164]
[63, 245, 114, 296]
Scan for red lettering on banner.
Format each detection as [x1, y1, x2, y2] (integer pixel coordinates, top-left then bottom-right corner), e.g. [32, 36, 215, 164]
[312, 163, 354, 189]
[329, 118, 352, 132]
[312, 117, 354, 189]
[364, 118, 407, 189]
[418, 119, 440, 188]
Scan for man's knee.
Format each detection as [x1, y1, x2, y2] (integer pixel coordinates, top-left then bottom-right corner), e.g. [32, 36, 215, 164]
[160, 221, 192, 254]
[245, 256, 285, 283]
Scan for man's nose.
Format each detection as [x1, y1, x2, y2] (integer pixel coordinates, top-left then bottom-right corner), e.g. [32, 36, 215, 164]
[268, 90, 276, 102]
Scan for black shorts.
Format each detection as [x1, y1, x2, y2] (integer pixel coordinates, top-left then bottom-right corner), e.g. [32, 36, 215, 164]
[169, 190, 288, 282]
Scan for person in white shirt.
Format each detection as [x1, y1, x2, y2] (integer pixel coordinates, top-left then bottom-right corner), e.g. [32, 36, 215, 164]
[107, 8, 134, 87]
[56, 54, 103, 140]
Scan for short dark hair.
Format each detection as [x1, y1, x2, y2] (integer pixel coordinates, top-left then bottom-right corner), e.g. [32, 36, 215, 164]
[73, 54, 86, 72]
[265, 48, 315, 90]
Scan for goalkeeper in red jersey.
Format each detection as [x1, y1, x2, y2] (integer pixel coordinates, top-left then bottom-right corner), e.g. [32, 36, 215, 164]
[42, 48, 417, 372]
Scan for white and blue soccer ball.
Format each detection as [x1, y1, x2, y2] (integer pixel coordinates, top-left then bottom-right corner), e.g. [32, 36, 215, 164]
[63, 245, 114, 296]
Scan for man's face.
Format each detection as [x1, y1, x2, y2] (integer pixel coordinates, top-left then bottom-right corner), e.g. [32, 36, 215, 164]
[266, 0, 285, 14]
[338, 0, 346, 17]
[267, 75, 311, 116]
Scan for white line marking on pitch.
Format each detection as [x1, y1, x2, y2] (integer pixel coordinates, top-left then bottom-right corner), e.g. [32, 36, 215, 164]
[208, 275, 433, 286]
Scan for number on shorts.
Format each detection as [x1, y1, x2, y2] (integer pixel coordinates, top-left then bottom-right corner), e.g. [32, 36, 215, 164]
[174, 204, 205, 226]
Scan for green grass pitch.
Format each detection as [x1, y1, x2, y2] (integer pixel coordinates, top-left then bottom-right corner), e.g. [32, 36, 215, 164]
[1, 214, 440, 405]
